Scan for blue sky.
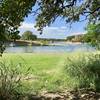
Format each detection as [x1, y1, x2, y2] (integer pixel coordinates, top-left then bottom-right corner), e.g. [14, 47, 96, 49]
[19, 13, 87, 39]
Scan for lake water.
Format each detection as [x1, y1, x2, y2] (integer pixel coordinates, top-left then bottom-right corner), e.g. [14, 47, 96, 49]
[5, 43, 96, 53]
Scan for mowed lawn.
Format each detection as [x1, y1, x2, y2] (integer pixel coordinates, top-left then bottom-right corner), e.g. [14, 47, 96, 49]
[1, 53, 68, 92]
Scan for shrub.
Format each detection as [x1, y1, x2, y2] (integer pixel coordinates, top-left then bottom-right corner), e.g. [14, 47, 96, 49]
[64, 53, 100, 91]
[0, 60, 31, 100]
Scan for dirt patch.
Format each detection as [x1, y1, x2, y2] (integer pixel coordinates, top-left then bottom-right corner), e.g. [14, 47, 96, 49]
[23, 89, 100, 100]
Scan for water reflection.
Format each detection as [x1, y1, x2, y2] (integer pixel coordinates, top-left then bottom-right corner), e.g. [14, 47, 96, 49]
[5, 43, 96, 53]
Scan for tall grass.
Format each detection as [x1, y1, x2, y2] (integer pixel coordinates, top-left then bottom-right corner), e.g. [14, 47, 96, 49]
[64, 53, 100, 91]
[0, 53, 100, 97]
[0, 60, 32, 100]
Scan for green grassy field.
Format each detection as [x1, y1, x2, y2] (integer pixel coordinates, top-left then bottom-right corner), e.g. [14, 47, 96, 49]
[2, 53, 66, 73]
[1, 52, 100, 93]
[1, 53, 68, 93]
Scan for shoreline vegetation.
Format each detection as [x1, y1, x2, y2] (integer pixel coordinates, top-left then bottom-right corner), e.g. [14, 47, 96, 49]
[5, 33, 86, 47]
[6, 39, 83, 47]
[6, 33, 85, 47]
[0, 52, 100, 99]
[1, 0, 100, 99]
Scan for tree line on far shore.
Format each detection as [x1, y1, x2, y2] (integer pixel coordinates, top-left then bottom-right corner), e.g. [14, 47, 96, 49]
[8, 31, 37, 41]
[67, 23, 100, 48]
[9, 23, 100, 49]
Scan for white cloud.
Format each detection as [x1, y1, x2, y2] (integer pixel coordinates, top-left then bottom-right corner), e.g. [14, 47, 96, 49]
[19, 22, 85, 39]
[19, 22, 40, 35]
[19, 22, 35, 29]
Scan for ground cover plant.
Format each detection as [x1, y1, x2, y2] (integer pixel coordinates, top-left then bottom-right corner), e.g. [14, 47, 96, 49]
[1, 53, 67, 92]
[0, 58, 33, 100]
[64, 53, 100, 91]
[0, 52, 100, 99]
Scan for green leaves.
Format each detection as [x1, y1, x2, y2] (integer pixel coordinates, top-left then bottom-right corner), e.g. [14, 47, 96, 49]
[35, 0, 100, 30]
[0, 0, 36, 55]
[84, 23, 100, 48]
[21, 31, 37, 40]
[0, 0, 100, 55]
[64, 53, 100, 90]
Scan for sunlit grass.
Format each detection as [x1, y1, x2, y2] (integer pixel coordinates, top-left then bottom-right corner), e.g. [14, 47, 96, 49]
[0, 52, 100, 93]
[1, 53, 67, 92]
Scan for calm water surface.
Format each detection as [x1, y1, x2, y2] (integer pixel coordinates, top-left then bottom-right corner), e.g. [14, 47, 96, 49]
[5, 43, 96, 53]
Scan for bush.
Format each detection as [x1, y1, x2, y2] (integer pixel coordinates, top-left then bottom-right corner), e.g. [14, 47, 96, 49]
[0, 60, 31, 100]
[64, 53, 100, 91]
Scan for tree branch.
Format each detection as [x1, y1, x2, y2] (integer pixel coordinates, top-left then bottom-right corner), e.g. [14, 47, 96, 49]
[61, 0, 77, 9]
[84, 6, 100, 14]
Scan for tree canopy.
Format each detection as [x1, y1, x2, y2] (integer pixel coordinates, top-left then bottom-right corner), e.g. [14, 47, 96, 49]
[0, 0, 100, 54]
[8, 31, 21, 41]
[66, 34, 84, 42]
[0, 0, 36, 40]
[1, 0, 100, 33]
[83, 23, 100, 48]
[34, 0, 100, 31]
[21, 31, 37, 40]
[0, 0, 36, 55]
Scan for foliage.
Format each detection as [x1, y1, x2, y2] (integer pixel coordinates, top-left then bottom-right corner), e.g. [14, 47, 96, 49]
[2, 53, 67, 92]
[39, 40, 49, 45]
[0, 42, 5, 57]
[0, 60, 32, 100]
[83, 23, 100, 48]
[64, 53, 100, 91]
[21, 31, 37, 40]
[0, 53, 100, 98]
[0, 0, 36, 35]
[66, 34, 84, 42]
[2, 53, 100, 92]
[8, 31, 21, 41]
[34, 0, 100, 31]
[1, 0, 100, 34]
[0, 0, 36, 55]
[0, 0, 100, 55]
[66, 35, 75, 41]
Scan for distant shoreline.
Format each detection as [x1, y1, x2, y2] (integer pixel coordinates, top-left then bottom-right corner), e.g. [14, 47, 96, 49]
[48, 41, 83, 46]
[6, 40, 84, 47]
[65, 41, 82, 44]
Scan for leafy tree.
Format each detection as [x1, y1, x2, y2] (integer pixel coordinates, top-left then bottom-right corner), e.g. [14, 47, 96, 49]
[0, 0, 100, 55]
[21, 31, 37, 40]
[83, 23, 100, 48]
[66, 34, 84, 42]
[1, 0, 100, 34]
[34, 0, 100, 31]
[66, 35, 75, 41]
[8, 31, 21, 41]
[0, 0, 36, 55]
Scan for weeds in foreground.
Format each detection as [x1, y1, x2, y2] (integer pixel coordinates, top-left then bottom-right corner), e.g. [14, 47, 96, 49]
[64, 53, 100, 91]
[0, 53, 100, 100]
[0, 60, 31, 100]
